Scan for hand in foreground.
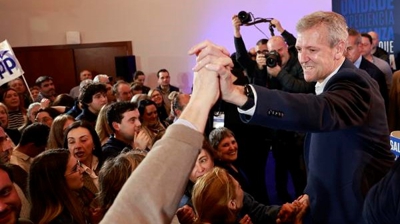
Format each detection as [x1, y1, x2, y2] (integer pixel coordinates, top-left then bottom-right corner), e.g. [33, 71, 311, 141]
[239, 214, 253, 224]
[176, 205, 196, 224]
[276, 194, 309, 224]
[133, 130, 151, 150]
[188, 40, 232, 106]
[40, 98, 50, 108]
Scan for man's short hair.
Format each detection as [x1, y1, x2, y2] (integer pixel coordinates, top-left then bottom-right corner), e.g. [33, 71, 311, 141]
[347, 28, 361, 44]
[79, 81, 107, 107]
[361, 33, 373, 44]
[256, 39, 269, 46]
[156, 69, 169, 78]
[19, 123, 50, 147]
[35, 76, 53, 87]
[133, 71, 145, 80]
[112, 80, 129, 95]
[106, 102, 138, 132]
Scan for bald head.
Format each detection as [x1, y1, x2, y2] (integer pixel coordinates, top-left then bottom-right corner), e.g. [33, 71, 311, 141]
[267, 36, 290, 66]
[368, 31, 379, 48]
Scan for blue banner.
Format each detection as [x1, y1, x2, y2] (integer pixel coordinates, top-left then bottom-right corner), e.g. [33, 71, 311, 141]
[390, 134, 400, 159]
[332, 0, 399, 69]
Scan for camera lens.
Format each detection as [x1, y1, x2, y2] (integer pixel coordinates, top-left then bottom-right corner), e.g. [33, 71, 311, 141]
[238, 11, 252, 24]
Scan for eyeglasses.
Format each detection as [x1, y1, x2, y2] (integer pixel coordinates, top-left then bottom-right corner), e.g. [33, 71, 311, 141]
[65, 160, 83, 176]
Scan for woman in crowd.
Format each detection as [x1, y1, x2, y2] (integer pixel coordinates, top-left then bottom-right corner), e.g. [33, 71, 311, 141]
[192, 167, 308, 224]
[137, 99, 166, 149]
[177, 140, 308, 224]
[19, 102, 40, 132]
[95, 104, 112, 146]
[94, 150, 146, 222]
[64, 121, 104, 201]
[209, 127, 252, 196]
[29, 149, 89, 224]
[148, 89, 170, 125]
[47, 114, 75, 149]
[1, 88, 27, 129]
[35, 107, 60, 128]
[0, 102, 21, 145]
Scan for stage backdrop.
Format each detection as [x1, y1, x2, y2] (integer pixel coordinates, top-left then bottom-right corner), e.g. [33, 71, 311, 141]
[332, 0, 399, 70]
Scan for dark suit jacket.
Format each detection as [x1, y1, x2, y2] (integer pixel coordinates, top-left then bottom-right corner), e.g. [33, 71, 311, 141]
[240, 59, 394, 224]
[363, 157, 400, 223]
[359, 57, 389, 111]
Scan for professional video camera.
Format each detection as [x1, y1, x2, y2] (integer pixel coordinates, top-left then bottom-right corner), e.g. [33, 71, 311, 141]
[265, 50, 281, 68]
[237, 11, 275, 36]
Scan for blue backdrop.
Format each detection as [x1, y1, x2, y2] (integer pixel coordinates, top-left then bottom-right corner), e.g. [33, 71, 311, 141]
[332, 0, 399, 70]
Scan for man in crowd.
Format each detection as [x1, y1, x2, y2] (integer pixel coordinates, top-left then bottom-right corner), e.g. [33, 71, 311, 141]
[368, 31, 390, 64]
[35, 76, 56, 103]
[102, 102, 147, 160]
[156, 69, 179, 114]
[360, 33, 393, 92]
[10, 123, 49, 173]
[76, 81, 108, 127]
[113, 81, 133, 102]
[93, 74, 115, 103]
[190, 11, 394, 224]
[69, 69, 93, 99]
[345, 28, 389, 111]
[0, 163, 31, 224]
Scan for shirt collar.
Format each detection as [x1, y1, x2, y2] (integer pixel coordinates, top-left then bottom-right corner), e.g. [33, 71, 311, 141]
[315, 60, 345, 95]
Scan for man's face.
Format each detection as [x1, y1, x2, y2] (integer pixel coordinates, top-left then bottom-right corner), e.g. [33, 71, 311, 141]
[80, 70, 92, 81]
[88, 92, 108, 114]
[9, 79, 25, 94]
[345, 35, 362, 63]
[135, 75, 145, 85]
[116, 83, 133, 102]
[267, 37, 290, 66]
[114, 109, 141, 143]
[158, 72, 170, 86]
[360, 36, 373, 57]
[39, 80, 56, 97]
[0, 169, 21, 224]
[296, 26, 344, 83]
[0, 128, 13, 164]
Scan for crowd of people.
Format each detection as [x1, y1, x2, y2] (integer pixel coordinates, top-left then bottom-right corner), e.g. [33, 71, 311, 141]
[0, 10, 398, 224]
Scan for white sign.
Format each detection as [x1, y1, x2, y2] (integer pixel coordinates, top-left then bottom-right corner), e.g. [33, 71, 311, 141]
[0, 40, 24, 86]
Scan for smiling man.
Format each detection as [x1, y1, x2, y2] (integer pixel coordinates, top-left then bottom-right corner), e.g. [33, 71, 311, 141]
[189, 11, 395, 224]
[0, 163, 32, 224]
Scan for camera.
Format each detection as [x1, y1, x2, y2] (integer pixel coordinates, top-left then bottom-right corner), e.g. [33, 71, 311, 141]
[238, 11, 252, 24]
[264, 50, 282, 68]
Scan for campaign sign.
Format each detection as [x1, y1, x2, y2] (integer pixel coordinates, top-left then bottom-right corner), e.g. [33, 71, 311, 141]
[0, 40, 23, 86]
[390, 131, 400, 159]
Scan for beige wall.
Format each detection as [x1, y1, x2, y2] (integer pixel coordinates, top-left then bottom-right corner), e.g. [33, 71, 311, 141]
[0, 0, 331, 92]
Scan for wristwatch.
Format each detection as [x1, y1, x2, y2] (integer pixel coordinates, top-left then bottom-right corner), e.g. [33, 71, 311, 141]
[239, 84, 255, 110]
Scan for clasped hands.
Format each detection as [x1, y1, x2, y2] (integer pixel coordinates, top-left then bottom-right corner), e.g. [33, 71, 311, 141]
[188, 40, 247, 107]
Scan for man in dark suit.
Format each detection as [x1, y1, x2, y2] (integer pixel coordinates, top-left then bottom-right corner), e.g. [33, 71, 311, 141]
[345, 28, 389, 111]
[189, 11, 395, 224]
[156, 68, 179, 115]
